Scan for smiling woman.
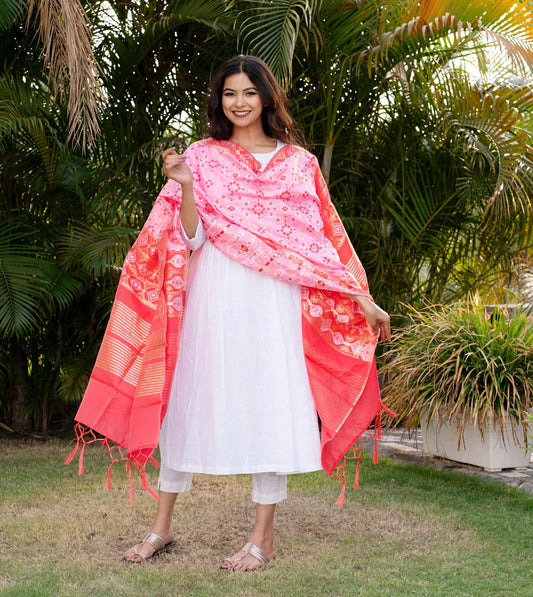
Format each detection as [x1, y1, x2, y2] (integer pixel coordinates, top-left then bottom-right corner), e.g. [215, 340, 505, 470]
[221, 76, 265, 129]
[70, 55, 391, 572]
[207, 55, 302, 147]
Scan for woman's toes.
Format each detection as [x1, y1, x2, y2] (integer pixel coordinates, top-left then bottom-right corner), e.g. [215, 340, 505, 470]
[232, 552, 264, 571]
[221, 550, 245, 570]
[122, 540, 154, 562]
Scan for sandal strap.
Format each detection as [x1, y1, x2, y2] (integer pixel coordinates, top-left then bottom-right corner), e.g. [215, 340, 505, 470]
[142, 532, 166, 552]
[131, 547, 148, 561]
[242, 542, 269, 564]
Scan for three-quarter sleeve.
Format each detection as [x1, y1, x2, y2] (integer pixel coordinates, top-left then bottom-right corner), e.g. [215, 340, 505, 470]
[180, 218, 206, 251]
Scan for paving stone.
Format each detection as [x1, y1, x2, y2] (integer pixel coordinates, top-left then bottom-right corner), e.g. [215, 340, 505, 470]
[377, 427, 533, 494]
[497, 470, 529, 478]
[517, 482, 533, 495]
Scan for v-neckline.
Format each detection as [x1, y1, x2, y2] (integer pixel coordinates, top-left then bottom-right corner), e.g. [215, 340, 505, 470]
[213, 138, 293, 173]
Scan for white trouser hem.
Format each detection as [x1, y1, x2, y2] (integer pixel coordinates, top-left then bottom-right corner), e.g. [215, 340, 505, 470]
[158, 467, 287, 504]
[252, 472, 287, 504]
[158, 467, 192, 493]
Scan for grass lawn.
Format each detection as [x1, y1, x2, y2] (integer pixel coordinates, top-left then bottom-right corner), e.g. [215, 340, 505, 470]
[0, 437, 531, 597]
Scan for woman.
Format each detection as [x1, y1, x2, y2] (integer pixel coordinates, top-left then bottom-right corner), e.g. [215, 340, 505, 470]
[70, 55, 391, 571]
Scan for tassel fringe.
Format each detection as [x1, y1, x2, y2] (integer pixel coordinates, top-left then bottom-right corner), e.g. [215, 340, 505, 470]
[333, 403, 397, 505]
[65, 423, 159, 502]
[67, 403, 397, 505]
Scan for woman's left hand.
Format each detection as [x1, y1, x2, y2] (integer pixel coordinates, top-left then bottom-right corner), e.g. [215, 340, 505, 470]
[351, 295, 391, 342]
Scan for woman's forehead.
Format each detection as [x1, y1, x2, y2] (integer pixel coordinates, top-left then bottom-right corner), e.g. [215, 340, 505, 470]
[223, 72, 255, 90]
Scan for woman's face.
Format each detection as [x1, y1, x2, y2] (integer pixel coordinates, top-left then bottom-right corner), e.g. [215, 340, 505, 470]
[221, 72, 264, 131]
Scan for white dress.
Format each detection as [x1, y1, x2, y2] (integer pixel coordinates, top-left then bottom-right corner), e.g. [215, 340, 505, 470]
[158, 142, 322, 475]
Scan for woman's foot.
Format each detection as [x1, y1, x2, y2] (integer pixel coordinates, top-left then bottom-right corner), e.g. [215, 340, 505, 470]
[221, 538, 276, 571]
[122, 530, 176, 563]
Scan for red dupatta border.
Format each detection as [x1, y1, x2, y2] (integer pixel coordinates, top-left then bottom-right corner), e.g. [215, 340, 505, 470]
[65, 192, 187, 502]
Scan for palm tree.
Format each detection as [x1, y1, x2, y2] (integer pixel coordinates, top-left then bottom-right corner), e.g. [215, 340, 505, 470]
[88, 0, 236, 218]
[240, 0, 533, 309]
[0, 0, 237, 431]
[3, 0, 533, 430]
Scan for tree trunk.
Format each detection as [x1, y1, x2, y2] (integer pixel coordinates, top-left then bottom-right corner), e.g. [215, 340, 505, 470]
[10, 345, 32, 432]
[320, 142, 334, 185]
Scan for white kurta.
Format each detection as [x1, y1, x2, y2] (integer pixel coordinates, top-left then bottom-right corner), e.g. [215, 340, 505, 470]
[158, 144, 322, 475]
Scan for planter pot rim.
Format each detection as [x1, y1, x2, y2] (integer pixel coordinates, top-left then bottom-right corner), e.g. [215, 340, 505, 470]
[419, 407, 530, 445]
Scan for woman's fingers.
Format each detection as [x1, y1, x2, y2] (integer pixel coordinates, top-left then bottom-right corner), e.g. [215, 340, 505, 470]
[357, 298, 391, 342]
[376, 318, 391, 342]
[162, 148, 176, 158]
[162, 149, 185, 177]
[162, 149, 193, 185]
[373, 309, 391, 342]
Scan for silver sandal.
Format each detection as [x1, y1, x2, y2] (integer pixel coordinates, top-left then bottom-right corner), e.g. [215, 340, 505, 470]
[221, 542, 273, 571]
[123, 532, 177, 563]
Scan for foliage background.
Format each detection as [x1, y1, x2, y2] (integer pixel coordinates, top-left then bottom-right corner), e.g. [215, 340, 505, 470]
[1, 0, 533, 432]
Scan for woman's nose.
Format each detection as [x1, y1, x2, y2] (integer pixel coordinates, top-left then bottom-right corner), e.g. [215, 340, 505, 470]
[234, 92, 246, 106]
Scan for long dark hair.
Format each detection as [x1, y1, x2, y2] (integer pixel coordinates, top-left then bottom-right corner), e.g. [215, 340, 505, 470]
[207, 55, 303, 145]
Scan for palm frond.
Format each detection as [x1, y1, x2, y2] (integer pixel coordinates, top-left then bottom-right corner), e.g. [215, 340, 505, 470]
[0, 76, 51, 146]
[59, 224, 138, 277]
[384, 170, 464, 251]
[416, 1, 533, 73]
[0, 0, 21, 30]
[152, 0, 235, 34]
[57, 353, 93, 403]
[440, 79, 533, 228]
[307, 0, 379, 52]
[109, 0, 234, 68]
[357, 11, 480, 76]
[240, 0, 317, 85]
[26, 0, 104, 149]
[0, 224, 56, 338]
[47, 271, 84, 310]
[412, 0, 524, 26]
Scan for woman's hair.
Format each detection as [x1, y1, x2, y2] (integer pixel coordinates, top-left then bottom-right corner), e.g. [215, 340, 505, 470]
[207, 55, 303, 145]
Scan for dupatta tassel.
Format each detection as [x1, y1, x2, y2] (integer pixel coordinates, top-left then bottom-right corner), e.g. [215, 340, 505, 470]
[336, 476, 346, 506]
[104, 443, 126, 491]
[139, 465, 159, 500]
[374, 404, 397, 465]
[373, 412, 381, 465]
[125, 461, 134, 503]
[333, 455, 347, 506]
[66, 423, 160, 502]
[64, 422, 101, 474]
[106, 461, 114, 491]
[333, 445, 363, 505]
[64, 423, 82, 467]
[332, 402, 397, 503]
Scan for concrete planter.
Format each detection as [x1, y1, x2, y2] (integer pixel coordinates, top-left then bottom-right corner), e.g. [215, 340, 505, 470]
[421, 412, 531, 472]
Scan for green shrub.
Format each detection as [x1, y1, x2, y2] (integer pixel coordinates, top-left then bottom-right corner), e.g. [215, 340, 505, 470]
[381, 301, 533, 443]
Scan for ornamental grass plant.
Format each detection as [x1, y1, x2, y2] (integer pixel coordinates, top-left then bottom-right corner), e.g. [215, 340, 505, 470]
[381, 301, 533, 443]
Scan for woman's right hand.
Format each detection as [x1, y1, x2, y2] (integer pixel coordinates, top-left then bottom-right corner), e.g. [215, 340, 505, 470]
[162, 148, 193, 186]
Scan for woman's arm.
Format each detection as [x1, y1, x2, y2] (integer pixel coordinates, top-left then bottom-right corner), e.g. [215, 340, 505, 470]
[162, 148, 199, 238]
[310, 156, 391, 342]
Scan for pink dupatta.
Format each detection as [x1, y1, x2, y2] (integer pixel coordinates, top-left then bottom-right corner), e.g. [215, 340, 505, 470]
[67, 139, 387, 503]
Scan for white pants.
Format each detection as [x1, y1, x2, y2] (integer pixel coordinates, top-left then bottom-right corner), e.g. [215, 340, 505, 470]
[158, 464, 287, 505]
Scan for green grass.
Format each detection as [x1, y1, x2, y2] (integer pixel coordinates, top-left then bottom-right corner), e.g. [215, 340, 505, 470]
[0, 438, 531, 597]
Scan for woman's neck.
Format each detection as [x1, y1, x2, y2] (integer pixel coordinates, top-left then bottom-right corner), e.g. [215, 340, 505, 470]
[229, 126, 277, 154]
